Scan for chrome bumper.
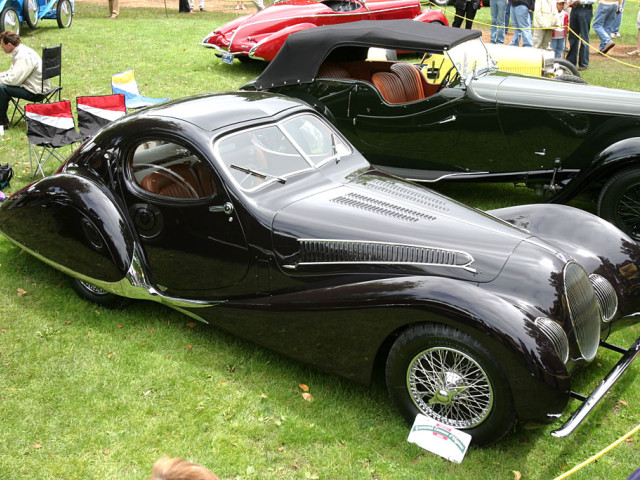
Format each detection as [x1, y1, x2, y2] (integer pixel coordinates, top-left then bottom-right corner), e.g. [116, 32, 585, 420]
[551, 336, 640, 438]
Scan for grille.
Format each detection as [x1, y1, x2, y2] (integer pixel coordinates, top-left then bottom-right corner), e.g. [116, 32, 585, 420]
[363, 179, 451, 212]
[535, 317, 569, 363]
[297, 239, 473, 268]
[589, 274, 618, 322]
[564, 263, 601, 361]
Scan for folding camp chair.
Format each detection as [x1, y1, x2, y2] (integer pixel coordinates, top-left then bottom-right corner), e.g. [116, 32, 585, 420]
[10, 44, 64, 126]
[77, 94, 126, 139]
[111, 69, 168, 110]
[25, 101, 83, 177]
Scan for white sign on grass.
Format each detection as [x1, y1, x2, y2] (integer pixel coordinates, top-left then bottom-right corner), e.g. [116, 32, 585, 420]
[407, 414, 472, 464]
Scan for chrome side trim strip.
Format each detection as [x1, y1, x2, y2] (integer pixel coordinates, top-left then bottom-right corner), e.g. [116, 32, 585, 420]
[551, 335, 640, 438]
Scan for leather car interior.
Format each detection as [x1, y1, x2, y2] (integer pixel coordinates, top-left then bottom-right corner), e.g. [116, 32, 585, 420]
[141, 163, 216, 199]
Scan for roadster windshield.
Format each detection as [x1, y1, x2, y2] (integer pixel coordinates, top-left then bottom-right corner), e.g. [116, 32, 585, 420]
[216, 113, 351, 191]
[446, 38, 493, 79]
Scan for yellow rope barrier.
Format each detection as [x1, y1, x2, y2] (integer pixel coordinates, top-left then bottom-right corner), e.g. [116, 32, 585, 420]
[427, 2, 640, 70]
[552, 423, 640, 480]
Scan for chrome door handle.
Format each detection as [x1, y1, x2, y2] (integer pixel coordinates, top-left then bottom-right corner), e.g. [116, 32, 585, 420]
[209, 202, 234, 215]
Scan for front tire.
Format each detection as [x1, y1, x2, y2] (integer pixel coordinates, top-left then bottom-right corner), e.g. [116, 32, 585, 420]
[56, 0, 73, 28]
[23, 0, 39, 28]
[386, 323, 515, 446]
[0, 7, 20, 36]
[70, 278, 131, 309]
[598, 167, 640, 241]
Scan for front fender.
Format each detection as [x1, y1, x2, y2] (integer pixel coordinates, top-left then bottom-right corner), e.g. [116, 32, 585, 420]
[249, 23, 316, 61]
[193, 275, 569, 419]
[552, 136, 640, 203]
[0, 174, 135, 283]
[413, 9, 449, 26]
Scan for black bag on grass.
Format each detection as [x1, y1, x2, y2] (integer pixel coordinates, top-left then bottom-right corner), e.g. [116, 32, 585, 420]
[0, 163, 13, 190]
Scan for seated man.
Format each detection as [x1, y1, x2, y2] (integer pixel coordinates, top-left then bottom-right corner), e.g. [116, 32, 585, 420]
[0, 31, 49, 129]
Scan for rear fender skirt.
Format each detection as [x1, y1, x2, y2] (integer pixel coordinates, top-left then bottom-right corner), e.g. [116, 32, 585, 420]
[190, 275, 570, 419]
[0, 174, 134, 283]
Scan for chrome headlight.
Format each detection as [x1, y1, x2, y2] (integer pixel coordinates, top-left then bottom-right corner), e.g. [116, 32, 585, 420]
[589, 274, 618, 322]
[536, 317, 569, 364]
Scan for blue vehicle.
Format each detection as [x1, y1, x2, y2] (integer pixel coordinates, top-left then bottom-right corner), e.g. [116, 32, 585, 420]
[0, 0, 73, 35]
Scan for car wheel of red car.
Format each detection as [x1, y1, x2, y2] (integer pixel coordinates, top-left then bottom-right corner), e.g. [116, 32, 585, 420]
[386, 323, 515, 446]
[598, 166, 640, 241]
[70, 278, 131, 310]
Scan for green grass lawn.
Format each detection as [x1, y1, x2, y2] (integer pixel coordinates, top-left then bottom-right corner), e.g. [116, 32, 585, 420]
[0, 2, 640, 479]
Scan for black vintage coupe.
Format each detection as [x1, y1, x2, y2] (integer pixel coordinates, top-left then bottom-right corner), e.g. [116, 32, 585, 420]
[1, 92, 640, 446]
[242, 20, 640, 241]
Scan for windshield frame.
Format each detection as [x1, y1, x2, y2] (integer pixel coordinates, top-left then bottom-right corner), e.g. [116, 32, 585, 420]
[445, 38, 494, 81]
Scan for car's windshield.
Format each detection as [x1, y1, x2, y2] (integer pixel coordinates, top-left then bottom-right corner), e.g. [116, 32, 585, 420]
[216, 113, 351, 191]
[446, 38, 493, 79]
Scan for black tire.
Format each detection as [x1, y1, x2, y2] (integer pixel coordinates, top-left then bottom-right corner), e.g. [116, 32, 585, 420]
[598, 167, 640, 241]
[386, 323, 515, 447]
[553, 58, 580, 76]
[555, 74, 588, 84]
[0, 7, 20, 36]
[56, 0, 73, 28]
[23, 0, 39, 28]
[70, 278, 131, 309]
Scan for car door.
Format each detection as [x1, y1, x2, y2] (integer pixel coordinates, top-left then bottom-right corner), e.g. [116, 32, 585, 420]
[350, 82, 518, 181]
[123, 137, 249, 299]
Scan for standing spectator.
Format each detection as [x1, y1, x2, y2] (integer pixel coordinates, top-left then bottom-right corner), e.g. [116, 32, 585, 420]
[235, 0, 246, 8]
[452, 0, 482, 29]
[533, 0, 556, 48]
[190, 0, 205, 11]
[0, 31, 49, 130]
[551, 0, 569, 57]
[490, 0, 509, 43]
[509, 0, 534, 46]
[592, 0, 622, 54]
[611, 0, 624, 37]
[627, 8, 640, 55]
[566, 0, 595, 70]
[108, 0, 118, 18]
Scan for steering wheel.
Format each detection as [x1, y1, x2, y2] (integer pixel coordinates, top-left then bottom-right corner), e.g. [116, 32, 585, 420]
[436, 66, 459, 92]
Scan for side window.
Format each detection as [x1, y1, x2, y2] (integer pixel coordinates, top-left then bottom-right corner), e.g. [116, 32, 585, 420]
[128, 139, 217, 200]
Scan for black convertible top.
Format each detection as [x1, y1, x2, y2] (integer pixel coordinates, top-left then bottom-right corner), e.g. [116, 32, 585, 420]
[253, 20, 481, 90]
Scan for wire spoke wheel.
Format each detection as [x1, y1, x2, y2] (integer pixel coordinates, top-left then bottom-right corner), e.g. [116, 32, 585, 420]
[598, 167, 640, 241]
[408, 346, 493, 429]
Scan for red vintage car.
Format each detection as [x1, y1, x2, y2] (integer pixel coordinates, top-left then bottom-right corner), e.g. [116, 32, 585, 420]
[200, 0, 449, 62]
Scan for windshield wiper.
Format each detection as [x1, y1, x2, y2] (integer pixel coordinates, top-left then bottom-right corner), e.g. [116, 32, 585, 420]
[230, 164, 286, 184]
[331, 133, 341, 164]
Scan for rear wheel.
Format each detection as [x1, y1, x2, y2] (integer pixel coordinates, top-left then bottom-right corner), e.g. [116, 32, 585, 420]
[23, 0, 39, 28]
[70, 278, 131, 309]
[0, 7, 20, 36]
[386, 323, 515, 446]
[56, 0, 73, 28]
[598, 167, 640, 241]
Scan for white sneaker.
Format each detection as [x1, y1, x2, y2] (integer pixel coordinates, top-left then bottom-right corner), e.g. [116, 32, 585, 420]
[241, 5, 246, 8]
[611, 32, 620, 38]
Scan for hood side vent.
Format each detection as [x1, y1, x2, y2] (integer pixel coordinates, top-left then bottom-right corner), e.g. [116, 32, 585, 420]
[295, 239, 474, 269]
[364, 180, 451, 212]
[331, 193, 436, 222]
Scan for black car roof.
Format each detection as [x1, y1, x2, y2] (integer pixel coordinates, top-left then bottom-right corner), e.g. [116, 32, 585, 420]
[253, 20, 482, 90]
[130, 91, 309, 132]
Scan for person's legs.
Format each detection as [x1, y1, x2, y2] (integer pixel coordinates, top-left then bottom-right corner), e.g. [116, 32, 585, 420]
[612, 0, 624, 35]
[0, 84, 39, 126]
[577, 6, 593, 67]
[593, 3, 616, 51]
[551, 37, 564, 57]
[566, 10, 579, 65]
[491, 0, 508, 43]
[452, 7, 466, 28]
[509, 5, 523, 45]
[464, 4, 477, 28]
[513, 5, 533, 46]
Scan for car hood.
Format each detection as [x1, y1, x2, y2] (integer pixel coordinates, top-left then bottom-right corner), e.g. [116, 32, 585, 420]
[471, 74, 640, 116]
[271, 172, 537, 282]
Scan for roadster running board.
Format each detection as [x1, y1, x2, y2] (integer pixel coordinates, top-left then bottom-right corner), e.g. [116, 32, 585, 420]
[551, 336, 640, 438]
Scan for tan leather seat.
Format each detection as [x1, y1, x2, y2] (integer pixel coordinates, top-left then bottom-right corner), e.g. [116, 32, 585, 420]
[194, 162, 217, 197]
[372, 71, 407, 104]
[141, 164, 204, 199]
[317, 62, 351, 79]
[390, 62, 426, 102]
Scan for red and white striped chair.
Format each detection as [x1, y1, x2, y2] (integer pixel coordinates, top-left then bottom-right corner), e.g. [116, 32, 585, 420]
[25, 101, 83, 177]
[76, 94, 126, 139]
